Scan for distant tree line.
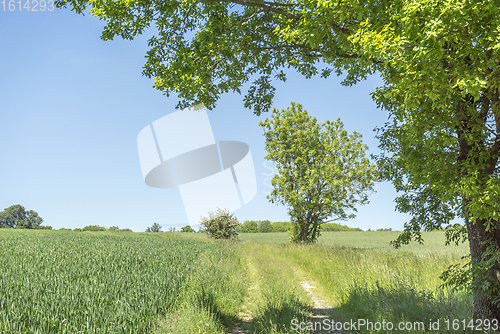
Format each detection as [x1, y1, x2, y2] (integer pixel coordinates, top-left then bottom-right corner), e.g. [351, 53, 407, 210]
[236, 220, 362, 233]
[367, 228, 394, 232]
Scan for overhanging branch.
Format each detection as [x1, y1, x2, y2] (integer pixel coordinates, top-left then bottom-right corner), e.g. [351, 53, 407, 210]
[201, 0, 300, 19]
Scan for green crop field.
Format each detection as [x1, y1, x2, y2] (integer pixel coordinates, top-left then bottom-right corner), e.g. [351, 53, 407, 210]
[0, 229, 489, 334]
[0, 230, 209, 333]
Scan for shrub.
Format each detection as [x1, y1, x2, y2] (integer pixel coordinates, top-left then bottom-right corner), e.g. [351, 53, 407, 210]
[73, 228, 82, 232]
[118, 228, 133, 232]
[200, 208, 239, 239]
[180, 225, 195, 233]
[59, 228, 72, 231]
[145, 222, 162, 233]
[107, 226, 119, 231]
[83, 225, 106, 231]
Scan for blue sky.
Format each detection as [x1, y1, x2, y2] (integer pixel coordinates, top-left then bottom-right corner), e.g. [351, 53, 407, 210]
[0, 7, 412, 232]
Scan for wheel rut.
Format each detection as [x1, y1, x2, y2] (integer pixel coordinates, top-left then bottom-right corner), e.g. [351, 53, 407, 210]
[293, 267, 347, 334]
[226, 259, 259, 334]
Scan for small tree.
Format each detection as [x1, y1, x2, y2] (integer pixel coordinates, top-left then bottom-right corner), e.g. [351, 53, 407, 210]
[259, 103, 377, 243]
[146, 222, 162, 233]
[180, 225, 195, 233]
[200, 208, 239, 239]
[0, 204, 45, 229]
[107, 226, 119, 231]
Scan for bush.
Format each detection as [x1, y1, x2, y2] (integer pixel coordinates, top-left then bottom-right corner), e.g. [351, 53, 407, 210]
[82, 225, 106, 231]
[118, 228, 133, 232]
[180, 225, 195, 233]
[59, 228, 72, 231]
[200, 208, 239, 239]
[73, 228, 82, 232]
[145, 222, 162, 233]
[107, 226, 119, 231]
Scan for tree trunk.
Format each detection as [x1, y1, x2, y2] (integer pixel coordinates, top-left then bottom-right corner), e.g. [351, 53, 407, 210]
[465, 214, 500, 320]
[456, 94, 500, 321]
[299, 222, 310, 242]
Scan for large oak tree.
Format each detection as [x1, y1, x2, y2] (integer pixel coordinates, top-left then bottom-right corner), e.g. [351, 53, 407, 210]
[55, 0, 500, 320]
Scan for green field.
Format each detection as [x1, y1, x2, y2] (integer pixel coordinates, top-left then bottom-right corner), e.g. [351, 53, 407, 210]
[239, 231, 469, 256]
[0, 230, 209, 333]
[0, 229, 483, 333]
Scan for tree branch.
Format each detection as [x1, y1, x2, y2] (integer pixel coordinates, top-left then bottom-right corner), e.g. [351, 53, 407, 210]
[201, 0, 300, 19]
[486, 88, 500, 175]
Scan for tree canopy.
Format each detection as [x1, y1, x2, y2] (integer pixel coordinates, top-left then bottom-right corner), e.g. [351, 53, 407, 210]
[260, 103, 376, 243]
[0, 205, 46, 229]
[55, 0, 500, 320]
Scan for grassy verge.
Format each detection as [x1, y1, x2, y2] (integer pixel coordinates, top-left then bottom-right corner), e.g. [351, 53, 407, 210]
[242, 242, 311, 334]
[156, 240, 248, 334]
[157, 240, 314, 334]
[235, 232, 475, 333]
[282, 243, 473, 333]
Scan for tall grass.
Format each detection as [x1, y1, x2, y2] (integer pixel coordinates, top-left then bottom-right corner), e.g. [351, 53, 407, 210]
[0, 232, 208, 333]
[243, 243, 311, 334]
[156, 241, 247, 334]
[281, 243, 474, 333]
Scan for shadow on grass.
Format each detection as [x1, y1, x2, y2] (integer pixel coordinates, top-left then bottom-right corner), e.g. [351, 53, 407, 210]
[249, 294, 312, 334]
[194, 283, 241, 328]
[334, 279, 473, 333]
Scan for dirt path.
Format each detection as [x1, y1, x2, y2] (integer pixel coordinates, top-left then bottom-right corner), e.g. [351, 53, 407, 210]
[293, 268, 346, 334]
[226, 259, 259, 334]
[227, 253, 346, 334]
